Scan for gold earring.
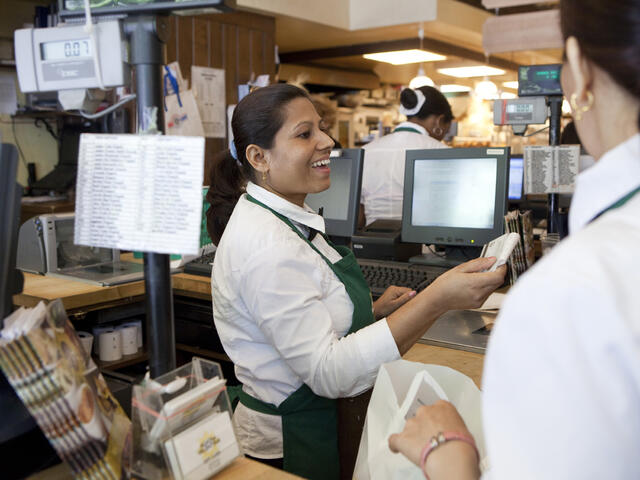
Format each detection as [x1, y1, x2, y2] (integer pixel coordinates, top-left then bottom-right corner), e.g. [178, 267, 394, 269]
[262, 170, 267, 182]
[570, 91, 594, 121]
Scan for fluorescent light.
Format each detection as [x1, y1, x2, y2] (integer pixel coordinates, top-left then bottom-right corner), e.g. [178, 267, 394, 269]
[438, 66, 506, 78]
[503, 81, 519, 89]
[440, 84, 471, 93]
[363, 49, 446, 65]
[500, 92, 517, 99]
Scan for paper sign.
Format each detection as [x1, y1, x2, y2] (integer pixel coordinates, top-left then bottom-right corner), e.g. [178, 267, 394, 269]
[163, 411, 240, 480]
[524, 145, 580, 194]
[74, 134, 205, 255]
[191, 66, 226, 138]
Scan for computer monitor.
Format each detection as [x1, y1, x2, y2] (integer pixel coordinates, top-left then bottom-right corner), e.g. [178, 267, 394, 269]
[402, 147, 510, 267]
[508, 154, 524, 202]
[304, 149, 364, 242]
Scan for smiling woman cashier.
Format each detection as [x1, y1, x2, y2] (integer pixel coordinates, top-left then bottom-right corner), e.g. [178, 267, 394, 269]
[206, 84, 505, 480]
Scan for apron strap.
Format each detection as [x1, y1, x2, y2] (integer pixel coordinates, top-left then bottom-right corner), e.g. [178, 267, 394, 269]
[246, 194, 340, 270]
[590, 185, 640, 223]
[394, 126, 423, 134]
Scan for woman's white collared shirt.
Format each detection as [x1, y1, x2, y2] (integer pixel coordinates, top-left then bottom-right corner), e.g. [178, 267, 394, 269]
[211, 182, 400, 458]
[361, 121, 447, 225]
[482, 134, 640, 479]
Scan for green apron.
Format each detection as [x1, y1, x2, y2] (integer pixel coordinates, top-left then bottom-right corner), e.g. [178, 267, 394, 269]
[589, 185, 640, 223]
[235, 194, 376, 480]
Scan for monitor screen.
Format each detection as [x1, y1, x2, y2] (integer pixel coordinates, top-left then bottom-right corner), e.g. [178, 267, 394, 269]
[200, 186, 214, 249]
[402, 147, 509, 247]
[305, 149, 364, 238]
[508, 155, 524, 201]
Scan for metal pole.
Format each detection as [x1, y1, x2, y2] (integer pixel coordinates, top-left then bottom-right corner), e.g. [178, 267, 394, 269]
[127, 15, 175, 377]
[547, 96, 563, 234]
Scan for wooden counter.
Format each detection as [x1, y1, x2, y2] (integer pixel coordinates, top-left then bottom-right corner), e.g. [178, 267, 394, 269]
[28, 456, 301, 480]
[13, 271, 207, 312]
[404, 343, 484, 388]
[13, 272, 146, 312]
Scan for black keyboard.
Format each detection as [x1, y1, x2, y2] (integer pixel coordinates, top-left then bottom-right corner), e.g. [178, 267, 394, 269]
[358, 259, 447, 297]
[183, 251, 216, 276]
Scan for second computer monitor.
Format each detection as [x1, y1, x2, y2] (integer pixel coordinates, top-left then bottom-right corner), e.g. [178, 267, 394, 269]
[305, 148, 364, 239]
[402, 147, 510, 248]
[508, 154, 524, 201]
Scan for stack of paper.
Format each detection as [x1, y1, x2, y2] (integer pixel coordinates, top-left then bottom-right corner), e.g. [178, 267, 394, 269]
[503, 210, 534, 284]
[0, 300, 130, 479]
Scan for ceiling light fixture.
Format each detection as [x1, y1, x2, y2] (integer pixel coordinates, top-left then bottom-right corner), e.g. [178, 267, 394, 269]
[438, 66, 506, 78]
[439, 84, 472, 93]
[408, 26, 435, 88]
[502, 81, 519, 89]
[363, 49, 446, 65]
[409, 65, 435, 88]
[475, 77, 498, 100]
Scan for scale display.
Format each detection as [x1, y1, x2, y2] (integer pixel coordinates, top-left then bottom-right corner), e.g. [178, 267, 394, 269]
[506, 103, 533, 114]
[41, 39, 92, 61]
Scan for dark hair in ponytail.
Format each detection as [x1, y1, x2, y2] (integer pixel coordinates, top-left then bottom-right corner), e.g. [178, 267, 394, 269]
[206, 83, 311, 244]
[560, 0, 640, 129]
[400, 85, 453, 123]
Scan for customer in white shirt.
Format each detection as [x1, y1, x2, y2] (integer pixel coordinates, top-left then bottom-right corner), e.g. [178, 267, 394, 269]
[360, 86, 452, 226]
[388, 0, 640, 479]
[206, 83, 506, 480]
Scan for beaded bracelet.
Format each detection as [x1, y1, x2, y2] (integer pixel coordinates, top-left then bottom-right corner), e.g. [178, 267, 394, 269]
[420, 431, 479, 480]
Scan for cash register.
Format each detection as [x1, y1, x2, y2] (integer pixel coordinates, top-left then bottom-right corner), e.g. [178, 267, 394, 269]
[17, 212, 147, 286]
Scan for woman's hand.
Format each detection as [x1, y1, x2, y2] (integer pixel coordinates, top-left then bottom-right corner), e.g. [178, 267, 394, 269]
[426, 257, 507, 313]
[373, 286, 416, 319]
[389, 401, 480, 480]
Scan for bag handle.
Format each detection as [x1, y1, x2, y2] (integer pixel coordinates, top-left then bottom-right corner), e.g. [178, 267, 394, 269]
[163, 65, 183, 111]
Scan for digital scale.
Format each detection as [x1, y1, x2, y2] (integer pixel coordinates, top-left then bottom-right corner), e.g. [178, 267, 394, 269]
[15, 21, 129, 92]
[493, 63, 563, 135]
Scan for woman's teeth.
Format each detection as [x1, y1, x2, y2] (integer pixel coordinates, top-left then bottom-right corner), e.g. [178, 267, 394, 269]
[311, 159, 331, 168]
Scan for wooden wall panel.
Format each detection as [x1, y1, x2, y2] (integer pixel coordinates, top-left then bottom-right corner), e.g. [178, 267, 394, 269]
[193, 18, 210, 67]
[237, 26, 251, 85]
[210, 22, 224, 69]
[176, 17, 194, 84]
[164, 11, 276, 181]
[224, 24, 238, 105]
[250, 29, 263, 76]
[165, 11, 276, 102]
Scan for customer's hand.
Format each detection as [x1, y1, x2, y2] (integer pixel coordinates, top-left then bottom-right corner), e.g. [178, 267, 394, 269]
[389, 401, 480, 480]
[373, 286, 416, 319]
[426, 257, 506, 312]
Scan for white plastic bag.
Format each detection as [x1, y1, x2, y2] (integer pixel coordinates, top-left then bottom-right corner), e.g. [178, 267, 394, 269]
[353, 360, 485, 480]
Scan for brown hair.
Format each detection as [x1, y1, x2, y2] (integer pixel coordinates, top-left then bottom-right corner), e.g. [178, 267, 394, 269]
[206, 84, 311, 244]
[560, 0, 640, 128]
